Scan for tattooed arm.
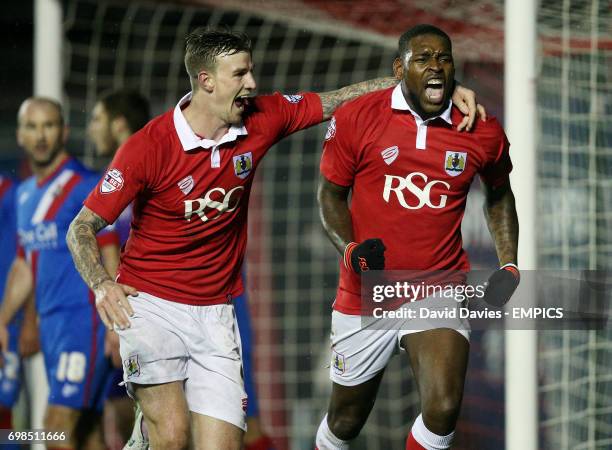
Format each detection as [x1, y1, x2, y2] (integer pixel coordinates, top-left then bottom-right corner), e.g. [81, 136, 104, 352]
[318, 77, 397, 120]
[483, 179, 519, 265]
[67, 206, 136, 330]
[317, 78, 485, 130]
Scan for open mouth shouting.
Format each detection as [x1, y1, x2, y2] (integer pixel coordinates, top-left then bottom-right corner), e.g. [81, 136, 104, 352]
[234, 94, 252, 111]
[424, 78, 445, 104]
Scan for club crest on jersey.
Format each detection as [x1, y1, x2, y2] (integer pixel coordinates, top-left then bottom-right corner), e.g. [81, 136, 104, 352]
[124, 354, 140, 378]
[233, 152, 253, 179]
[381, 146, 399, 165]
[325, 116, 336, 141]
[444, 151, 467, 177]
[177, 175, 194, 195]
[283, 94, 303, 104]
[101, 168, 124, 194]
[332, 350, 346, 375]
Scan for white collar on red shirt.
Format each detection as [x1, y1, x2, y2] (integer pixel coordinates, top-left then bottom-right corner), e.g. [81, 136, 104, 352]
[173, 92, 248, 167]
[390, 84, 452, 150]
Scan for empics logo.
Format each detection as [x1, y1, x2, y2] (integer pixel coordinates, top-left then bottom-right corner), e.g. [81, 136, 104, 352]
[233, 152, 253, 179]
[381, 146, 399, 165]
[444, 151, 467, 176]
[101, 169, 124, 194]
[383, 172, 450, 209]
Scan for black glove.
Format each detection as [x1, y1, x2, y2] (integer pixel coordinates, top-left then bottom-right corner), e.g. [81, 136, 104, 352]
[344, 239, 386, 273]
[482, 263, 520, 307]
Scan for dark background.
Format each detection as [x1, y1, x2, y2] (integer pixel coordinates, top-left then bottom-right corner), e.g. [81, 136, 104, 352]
[0, 3, 33, 172]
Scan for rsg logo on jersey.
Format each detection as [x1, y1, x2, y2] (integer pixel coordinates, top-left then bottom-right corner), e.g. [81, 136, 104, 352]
[184, 186, 245, 222]
[383, 172, 450, 209]
[100, 168, 124, 194]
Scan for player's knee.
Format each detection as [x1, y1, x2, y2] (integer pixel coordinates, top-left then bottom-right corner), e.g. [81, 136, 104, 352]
[44, 406, 79, 432]
[422, 391, 462, 431]
[150, 418, 190, 450]
[327, 409, 367, 441]
[154, 428, 190, 450]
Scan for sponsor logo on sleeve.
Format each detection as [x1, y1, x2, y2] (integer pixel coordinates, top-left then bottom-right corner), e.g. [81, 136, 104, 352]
[283, 94, 303, 104]
[325, 116, 336, 141]
[233, 152, 253, 179]
[101, 168, 124, 194]
[381, 145, 399, 165]
[177, 175, 194, 195]
[444, 151, 467, 176]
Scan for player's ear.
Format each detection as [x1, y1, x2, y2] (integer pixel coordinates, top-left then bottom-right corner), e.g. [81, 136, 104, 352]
[110, 116, 128, 136]
[197, 69, 215, 93]
[393, 58, 404, 80]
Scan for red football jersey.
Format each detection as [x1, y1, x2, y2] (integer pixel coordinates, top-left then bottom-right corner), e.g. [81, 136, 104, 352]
[320, 86, 512, 314]
[85, 92, 322, 305]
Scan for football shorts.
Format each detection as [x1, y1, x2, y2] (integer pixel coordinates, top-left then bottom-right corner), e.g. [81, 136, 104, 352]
[117, 291, 247, 431]
[40, 303, 111, 411]
[329, 294, 470, 386]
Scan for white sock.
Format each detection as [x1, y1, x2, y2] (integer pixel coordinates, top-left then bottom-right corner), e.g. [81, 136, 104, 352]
[411, 414, 455, 450]
[315, 414, 350, 450]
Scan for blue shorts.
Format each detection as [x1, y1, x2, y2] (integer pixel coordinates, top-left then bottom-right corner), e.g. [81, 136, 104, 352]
[0, 320, 23, 408]
[40, 304, 111, 411]
[105, 368, 126, 399]
[234, 294, 259, 418]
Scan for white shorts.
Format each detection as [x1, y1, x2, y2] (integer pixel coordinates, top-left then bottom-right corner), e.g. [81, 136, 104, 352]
[329, 295, 471, 386]
[117, 292, 247, 431]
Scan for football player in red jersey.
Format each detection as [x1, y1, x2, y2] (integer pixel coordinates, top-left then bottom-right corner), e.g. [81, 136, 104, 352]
[66, 27, 484, 450]
[315, 25, 519, 449]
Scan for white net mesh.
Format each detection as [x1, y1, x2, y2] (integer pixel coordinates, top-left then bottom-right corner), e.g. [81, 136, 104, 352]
[59, 0, 610, 448]
[537, 1, 611, 449]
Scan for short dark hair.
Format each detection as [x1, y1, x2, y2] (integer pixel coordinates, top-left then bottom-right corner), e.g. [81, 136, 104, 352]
[184, 27, 252, 81]
[99, 89, 151, 133]
[398, 24, 452, 60]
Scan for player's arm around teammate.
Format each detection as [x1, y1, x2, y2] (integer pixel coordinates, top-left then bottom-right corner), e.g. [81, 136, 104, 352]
[317, 80, 484, 131]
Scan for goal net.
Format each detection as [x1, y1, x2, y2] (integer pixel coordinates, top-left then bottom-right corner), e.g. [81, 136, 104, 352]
[58, 0, 610, 448]
[537, 1, 611, 449]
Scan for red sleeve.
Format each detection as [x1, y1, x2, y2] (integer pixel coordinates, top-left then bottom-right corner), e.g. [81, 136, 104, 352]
[84, 134, 150, 224]
[256, 92, 323, 140]
[96, 228, 120, 248]
[478, 118, 513, 189]
[319, 110, 357, 187]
